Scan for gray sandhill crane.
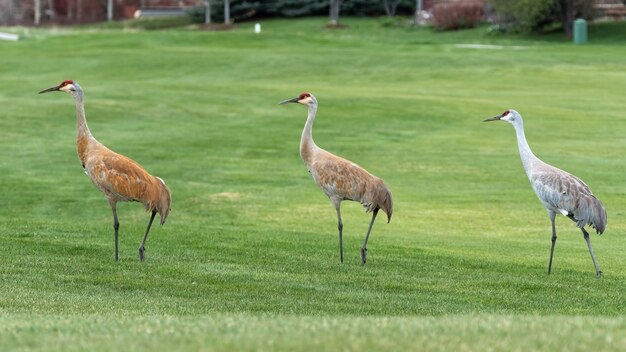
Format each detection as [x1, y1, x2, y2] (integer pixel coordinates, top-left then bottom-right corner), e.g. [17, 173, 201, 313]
[280, 92, 393, 265]
[484, 109, 606, 277]
[39, 80, 171, 261]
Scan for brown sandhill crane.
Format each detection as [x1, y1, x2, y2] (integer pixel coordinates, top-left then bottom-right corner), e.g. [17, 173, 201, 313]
[280, 92, 393, 265]
[484, 109, 606, 277]
[39, 80, 171, 261]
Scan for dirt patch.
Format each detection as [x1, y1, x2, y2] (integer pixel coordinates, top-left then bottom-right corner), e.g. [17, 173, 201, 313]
[324, 23, 349, 29]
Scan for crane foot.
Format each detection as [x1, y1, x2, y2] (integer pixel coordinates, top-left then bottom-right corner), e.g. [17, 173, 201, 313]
[596, 270, 603, 278]
[361, 247, 367, 266]
[138, 246, 146, 261]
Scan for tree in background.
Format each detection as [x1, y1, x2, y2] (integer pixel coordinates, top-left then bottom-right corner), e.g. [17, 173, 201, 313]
[204, 0, 211, 24]
[488, 0, 593, 37]
[488, 0, 553, 32]
[34, 0, 41, 24]
[558, 0, 593, 37]
[46, 0, 56, 20]
[107, 0, 113, 21]
[382, 0, 403, 16]
[329, 0, 342, 26]
[224, 0, 231, 24]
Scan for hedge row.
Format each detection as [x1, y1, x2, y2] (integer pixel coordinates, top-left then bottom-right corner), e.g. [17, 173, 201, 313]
[193, 0, 417, 22]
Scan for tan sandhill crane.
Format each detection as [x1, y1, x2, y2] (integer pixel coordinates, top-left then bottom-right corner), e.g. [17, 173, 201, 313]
[39, 80, 171, 261]
[484, 109, 606, 277]
[280, 92, 393, 265]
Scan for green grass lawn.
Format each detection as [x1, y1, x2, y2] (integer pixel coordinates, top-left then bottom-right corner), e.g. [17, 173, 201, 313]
[1, 17, 626, 350]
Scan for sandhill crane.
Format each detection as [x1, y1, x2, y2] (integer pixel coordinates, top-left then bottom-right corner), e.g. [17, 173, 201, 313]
[484, 109, 606, 277]
[280, 92, 393, 265]
[39, 80, 171, 261]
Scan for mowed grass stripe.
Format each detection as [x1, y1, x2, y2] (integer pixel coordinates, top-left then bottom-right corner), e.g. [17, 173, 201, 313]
[2, 314, 626, 351]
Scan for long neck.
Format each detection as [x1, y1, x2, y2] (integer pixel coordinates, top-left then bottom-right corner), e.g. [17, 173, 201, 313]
[74, 94, 92, 140]
[300, 103, 318, 163]
[513, 120, 539, 177]
[73, 93, 95, 166]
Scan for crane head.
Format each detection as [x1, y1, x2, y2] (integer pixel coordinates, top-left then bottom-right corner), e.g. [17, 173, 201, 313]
[483, 109, 521, 124]
[39, 80, 80, 94]
[279, 92, 317, 106]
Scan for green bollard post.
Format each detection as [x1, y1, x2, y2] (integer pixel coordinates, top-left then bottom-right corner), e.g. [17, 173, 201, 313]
[573, 19, 587, 44]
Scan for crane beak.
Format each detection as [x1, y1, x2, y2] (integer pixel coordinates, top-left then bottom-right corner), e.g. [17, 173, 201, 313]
[279, 97, 300, 105]
[483, 115, 502, 122]
[38, 84, 62, 94]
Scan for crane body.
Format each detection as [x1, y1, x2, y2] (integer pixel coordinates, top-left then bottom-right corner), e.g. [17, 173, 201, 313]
[281, 92, 392, 265]
[40, 80, 171, 261]
[485, 109, 606, 277]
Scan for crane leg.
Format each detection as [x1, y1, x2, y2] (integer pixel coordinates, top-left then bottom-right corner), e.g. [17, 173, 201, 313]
[582, 228, 602, 278]
[138, 211, 157, 262]
[548, 212, 557, 274]
[361, 208, 379, 266]
[332, 198, 344, 263]
[109, 199, 119, 261]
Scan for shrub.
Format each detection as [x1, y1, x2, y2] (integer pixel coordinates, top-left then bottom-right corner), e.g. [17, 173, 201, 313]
[487, 0, 554, 33]
[431, 1, 484, 31]
[188, 0, 418, 23]
[487, 0, 594, 36]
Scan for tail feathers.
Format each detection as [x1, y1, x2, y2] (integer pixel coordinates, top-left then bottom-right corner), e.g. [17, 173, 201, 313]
[363, 180, 393, 223]
[380, 187, 393, 223]
[155, 177, 171, 225]
[143, 176, 171, 225]
[573, 195, 606, 234]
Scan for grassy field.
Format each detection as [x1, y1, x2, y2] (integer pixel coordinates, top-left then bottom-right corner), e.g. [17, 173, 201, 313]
[1, 17, 626, 350]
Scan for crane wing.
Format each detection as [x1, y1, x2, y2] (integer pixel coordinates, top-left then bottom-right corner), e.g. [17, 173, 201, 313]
[531, 170, 588, 213]
[312, 154, 373, 201]
[310, 151, 392, 220]
[531, 168, 606, 233]
[85, 149, 159, 202]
